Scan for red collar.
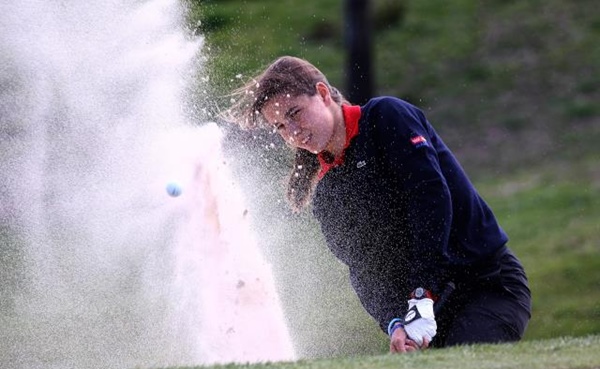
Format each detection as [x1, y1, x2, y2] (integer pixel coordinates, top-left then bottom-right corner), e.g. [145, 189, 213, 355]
[318, 104, 361, 179]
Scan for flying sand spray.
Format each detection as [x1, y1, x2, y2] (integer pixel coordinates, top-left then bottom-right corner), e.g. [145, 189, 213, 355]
[0, 0, 295, 367]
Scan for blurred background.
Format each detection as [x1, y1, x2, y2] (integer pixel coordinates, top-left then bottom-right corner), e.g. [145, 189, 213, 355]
[185, 0, 599, 359]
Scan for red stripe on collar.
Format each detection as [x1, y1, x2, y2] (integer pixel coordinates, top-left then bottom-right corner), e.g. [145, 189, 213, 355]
[318, 104, 361, 179]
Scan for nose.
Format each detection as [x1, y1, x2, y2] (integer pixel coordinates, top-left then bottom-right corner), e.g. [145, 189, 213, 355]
[286, 119, 302, 135]
[287, 119, 301, 134]
[280, 120, 303, 144]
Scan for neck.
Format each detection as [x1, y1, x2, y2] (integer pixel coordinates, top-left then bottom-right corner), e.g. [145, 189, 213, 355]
[325, 104, 346, 158]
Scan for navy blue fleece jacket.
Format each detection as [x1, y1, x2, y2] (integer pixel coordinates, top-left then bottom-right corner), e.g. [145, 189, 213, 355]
[311, 97, 508, 333]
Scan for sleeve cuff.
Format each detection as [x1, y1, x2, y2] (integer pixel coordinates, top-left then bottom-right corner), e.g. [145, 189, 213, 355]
[387, 318, 404, 336]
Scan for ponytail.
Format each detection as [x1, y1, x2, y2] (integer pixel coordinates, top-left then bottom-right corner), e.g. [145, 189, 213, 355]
[286, 149, 321, 212]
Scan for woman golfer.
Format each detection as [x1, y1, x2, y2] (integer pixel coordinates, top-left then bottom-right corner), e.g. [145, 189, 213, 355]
[226, 56, 531, 353]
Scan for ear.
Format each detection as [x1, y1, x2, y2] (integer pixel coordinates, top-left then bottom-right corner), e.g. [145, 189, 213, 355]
[315, 82, 332, 104]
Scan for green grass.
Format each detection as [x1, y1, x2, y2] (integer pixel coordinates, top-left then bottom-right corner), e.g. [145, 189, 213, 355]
[168, 335, 600, 369]
[480, 159, 600, 340]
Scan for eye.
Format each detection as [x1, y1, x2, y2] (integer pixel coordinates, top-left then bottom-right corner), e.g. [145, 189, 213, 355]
[289, 108, 301, 118]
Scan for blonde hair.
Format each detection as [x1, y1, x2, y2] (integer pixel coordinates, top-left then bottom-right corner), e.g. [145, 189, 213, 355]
[224, 56, 348, 211]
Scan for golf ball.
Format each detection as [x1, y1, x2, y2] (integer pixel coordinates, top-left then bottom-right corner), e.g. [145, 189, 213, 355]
[166, 182, 182, 197]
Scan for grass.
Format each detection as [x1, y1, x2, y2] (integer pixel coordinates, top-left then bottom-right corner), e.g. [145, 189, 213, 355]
[480, 158, 600, 340]
[168, 335, 600, 369]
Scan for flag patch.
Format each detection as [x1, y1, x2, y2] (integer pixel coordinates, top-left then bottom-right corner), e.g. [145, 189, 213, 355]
[410, 135, 428, 148]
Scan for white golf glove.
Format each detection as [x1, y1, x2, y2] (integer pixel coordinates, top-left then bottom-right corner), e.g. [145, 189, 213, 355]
[403, 298, 437, 347]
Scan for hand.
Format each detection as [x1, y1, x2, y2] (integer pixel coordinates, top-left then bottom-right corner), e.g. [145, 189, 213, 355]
[403, 298, 437, 347]
[390, 325, 430, 353]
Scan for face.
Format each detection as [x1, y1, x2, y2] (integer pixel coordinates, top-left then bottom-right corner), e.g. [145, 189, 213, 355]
[261, 85, 336, 154]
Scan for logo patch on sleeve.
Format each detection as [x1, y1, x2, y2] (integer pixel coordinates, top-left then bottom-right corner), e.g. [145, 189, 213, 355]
[410, 135, 429, 148]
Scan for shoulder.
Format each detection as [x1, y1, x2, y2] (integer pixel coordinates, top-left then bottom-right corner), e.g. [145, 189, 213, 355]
[362, 96, 424, 118]
[360, 96, 427, 135]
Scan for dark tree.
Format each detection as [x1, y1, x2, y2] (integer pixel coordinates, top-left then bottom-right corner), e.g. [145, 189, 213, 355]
[344, 0, 373, 105]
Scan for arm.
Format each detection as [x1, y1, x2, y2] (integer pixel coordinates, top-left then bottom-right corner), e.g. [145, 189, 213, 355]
[313, 98, 452, 345]
[370, 97, 453, 292]
[369, 98, 452, 348]
[348, 261, 409, 333]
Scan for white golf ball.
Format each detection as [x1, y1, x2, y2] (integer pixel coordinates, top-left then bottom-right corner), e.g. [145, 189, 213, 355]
[166, 182, 182, 197]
